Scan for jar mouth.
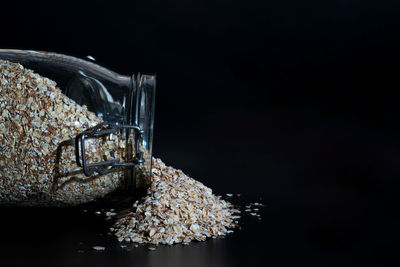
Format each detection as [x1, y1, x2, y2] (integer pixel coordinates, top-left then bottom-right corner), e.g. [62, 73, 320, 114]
[130, 73, 156, 191]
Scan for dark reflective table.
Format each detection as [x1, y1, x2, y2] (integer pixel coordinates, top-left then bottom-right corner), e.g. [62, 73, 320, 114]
[1, 109, 398, 267]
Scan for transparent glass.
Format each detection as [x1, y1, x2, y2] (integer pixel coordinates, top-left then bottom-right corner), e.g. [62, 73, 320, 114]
[0, 49, 155, 206]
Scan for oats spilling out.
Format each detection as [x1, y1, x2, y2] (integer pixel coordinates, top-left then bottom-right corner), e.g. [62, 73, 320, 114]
[0, 59, 242, 247]
[111, 158, 240, 246]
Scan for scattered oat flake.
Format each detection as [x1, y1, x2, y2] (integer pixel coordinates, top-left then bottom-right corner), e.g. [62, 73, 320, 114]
[92, 246, 105, 251]
[226, 193, 233, 197]
[148, 247, 156, 251]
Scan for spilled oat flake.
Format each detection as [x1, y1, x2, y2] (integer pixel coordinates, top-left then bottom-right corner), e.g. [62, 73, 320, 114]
[109, 158, 240, 246]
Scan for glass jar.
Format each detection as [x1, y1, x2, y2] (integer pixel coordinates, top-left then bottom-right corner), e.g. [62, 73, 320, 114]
[0, 49, 156, 206]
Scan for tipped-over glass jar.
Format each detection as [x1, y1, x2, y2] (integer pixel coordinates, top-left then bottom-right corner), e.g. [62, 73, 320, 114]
[0, 49, 156, 206]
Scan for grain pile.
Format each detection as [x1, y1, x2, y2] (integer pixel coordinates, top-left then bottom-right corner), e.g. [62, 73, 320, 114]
[0, 59, 126, 206]
[110, 158, 240, 246]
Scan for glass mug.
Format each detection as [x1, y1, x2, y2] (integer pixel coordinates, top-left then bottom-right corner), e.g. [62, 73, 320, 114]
[0, 49, 156, 206]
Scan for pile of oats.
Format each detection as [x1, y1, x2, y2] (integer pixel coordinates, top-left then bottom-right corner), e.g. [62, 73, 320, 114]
[0, 59, 126, 206]
[111, 158, 239, 246]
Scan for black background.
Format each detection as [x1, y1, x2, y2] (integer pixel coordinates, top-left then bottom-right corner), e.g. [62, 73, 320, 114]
[1, 0, 400, 266]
